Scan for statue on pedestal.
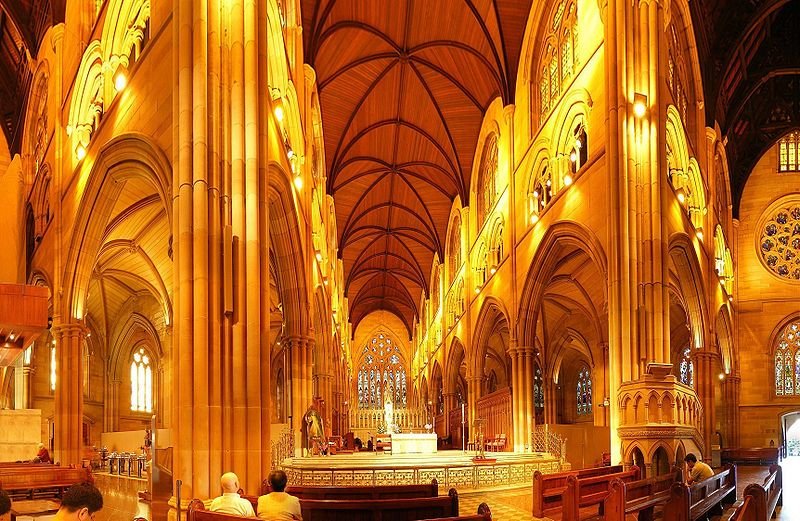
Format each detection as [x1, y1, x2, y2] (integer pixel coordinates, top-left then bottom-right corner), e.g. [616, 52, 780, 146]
[303, 400, 327, 456]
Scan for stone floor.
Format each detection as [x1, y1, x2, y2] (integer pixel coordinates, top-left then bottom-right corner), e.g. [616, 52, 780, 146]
[90, 457, 800, 520]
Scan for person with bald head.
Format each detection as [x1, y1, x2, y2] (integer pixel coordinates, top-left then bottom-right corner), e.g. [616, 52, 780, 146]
[209, 472, 256, 517]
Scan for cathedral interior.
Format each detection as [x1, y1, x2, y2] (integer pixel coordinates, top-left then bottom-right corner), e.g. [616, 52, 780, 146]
[0, 0, 798, 519]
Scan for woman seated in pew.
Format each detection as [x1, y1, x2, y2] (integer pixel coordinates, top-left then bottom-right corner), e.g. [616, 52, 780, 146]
[684, 453, 714, 485]
[257, 470, 302, 520]
[33, 443, 52, 464]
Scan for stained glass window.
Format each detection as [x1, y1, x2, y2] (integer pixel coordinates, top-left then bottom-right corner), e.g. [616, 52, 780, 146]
[778, 131, 799, 172]
[577, 366, 592, 415]
[357, 334, 407, 408]
[679, 347, 694, 387]
[130, 347, 153, 412]
[775, 320, 800, 396]
[538, 1, 579, 122]
[534, 365, 545, 410]
[759, 204, 800, 281]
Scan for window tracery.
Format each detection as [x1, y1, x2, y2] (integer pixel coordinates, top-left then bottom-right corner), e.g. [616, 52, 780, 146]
[130, 347, 153, 413]
[528, 163, 552, 224]
[476, 135, 499, 226]
[778, 131, 799, 172]
[667, 23, 689, 128]
[538, 0, 578, 122]
[577, 366, 592, 415]
[714, 226, 734, 293]
[759, 203, 800, 281]
[357, 334, 407, 408]
[775, 320, 800, 396]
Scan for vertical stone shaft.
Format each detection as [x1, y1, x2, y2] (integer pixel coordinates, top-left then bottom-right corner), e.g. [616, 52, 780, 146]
[53, 323, 86, 466]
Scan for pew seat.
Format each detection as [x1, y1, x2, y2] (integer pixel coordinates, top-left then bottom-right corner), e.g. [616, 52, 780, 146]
[561, 467, 641, 521]
[740, 464, 782, 521]
[721, 448, 779, 466]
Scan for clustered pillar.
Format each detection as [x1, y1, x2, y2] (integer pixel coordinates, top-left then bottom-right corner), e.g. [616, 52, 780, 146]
[52, 322, 87, 466]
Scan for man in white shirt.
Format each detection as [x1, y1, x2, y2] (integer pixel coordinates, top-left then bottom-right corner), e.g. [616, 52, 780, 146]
[257, 470, 302, 520]
[209, 472, 256, 517]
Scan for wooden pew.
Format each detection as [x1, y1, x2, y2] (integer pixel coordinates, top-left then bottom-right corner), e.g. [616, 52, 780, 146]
[721, 498, 756, 521]
[531, 465, 626, 517]
[602, 470, 682, 521]
[0, 467, 91, 500]
[741, 464, 782, 521]
[561, 467, 640, 521]
[662, 464, 737, 521]
[721, 448, 779, 466]
[259, 479, 439, 498]
[188, 490, 462, 521]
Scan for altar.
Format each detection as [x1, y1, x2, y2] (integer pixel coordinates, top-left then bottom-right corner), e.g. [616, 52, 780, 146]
[390, 432, 437, 454]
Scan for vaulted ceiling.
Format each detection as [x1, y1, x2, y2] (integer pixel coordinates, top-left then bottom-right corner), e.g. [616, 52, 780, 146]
[690, 0, 800, 215]
[301, 0, 533, 334]
[0, 0, 64, 153]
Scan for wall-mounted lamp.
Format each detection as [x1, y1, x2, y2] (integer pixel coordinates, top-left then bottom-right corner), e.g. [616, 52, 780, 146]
[75, 143, 87, 161]
[530, 213, 539, 225]
[315, 251, 323, 262]
[718, 373, 725, 381]
[113, 67, 128, 92]
[695, 228, 704, 241]
[675, 187, 687, 205]
[563, 173, 573, 186]
[633, 93, 648, 118]
[293, 175, 303, 190]
[601, 397, 611, 408]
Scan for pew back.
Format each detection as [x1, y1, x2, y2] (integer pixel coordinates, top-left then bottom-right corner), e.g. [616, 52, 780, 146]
[299, 489, 459, 521]
[260, 480, 439, 499]
[562, 467, 641, 521]
[721, 498, 757, 521]
[742, 464, 782, 521]
[532, 465, 624, 516]
[602, 471, 682, 521]
[721, 448, 779, 466]
[663, 465, 737, 521]
[0, 467, 91, 500]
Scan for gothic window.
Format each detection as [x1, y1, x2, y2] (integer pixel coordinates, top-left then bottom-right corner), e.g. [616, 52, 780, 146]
[679, 347, 694, 387]
[529, 164, 552, 223]
[538, 1, 578, 122]
[534, 365, 545, 409]
[569, 124, 588, 174]
[667, 23, 691, 129]
[577, 366, 592, 415]
[448, 216, 462, 285]
[130, 347, 153, 413]
[357, 334, 407, 407]
[476, 135, 499, 226]
[775, 320, 800, 396]
[714, 226, 734, 293]
[758, 204, 800, 281]
[778, 131, 799, 172]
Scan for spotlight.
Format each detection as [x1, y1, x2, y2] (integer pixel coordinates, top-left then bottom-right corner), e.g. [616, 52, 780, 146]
[315, 251, 323, 262]
[530, 214, 539, 225]
[532, 190, 539, 199]
[474, 286, 481, 294]
[274, 102, 285, 123]
[633, 93, 648, 118]
[676, 188, 686, 204]
[293, 175, 303, 190]
[718, 373, 725, 380]
[696, 228, 704, 241]
[75, 143, 87, 160]
[490, 267, 497, 275]
[564, 173, 573, 186]
[569, 151, 577, 163]
[575, 138, 582, 150]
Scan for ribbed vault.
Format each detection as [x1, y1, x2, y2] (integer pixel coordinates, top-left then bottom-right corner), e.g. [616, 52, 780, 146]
[302, 0, 533, 333]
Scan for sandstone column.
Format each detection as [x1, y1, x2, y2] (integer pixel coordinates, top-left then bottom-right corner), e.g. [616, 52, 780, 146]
[52, 322, 86, 466]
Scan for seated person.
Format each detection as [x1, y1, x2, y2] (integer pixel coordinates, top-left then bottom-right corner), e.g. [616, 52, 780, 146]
[34, 443, 52, 463]
[0, 489, 11, 516]
[209, 472, 255, 517]
[54, 482, 103, 521]
[257, 470, 302, 520]
[685, 453, 714, 485]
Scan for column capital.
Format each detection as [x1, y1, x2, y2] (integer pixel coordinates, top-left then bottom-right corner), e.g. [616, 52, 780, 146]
[693, 350, 718, 361]
[51, 322, 89, 339]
